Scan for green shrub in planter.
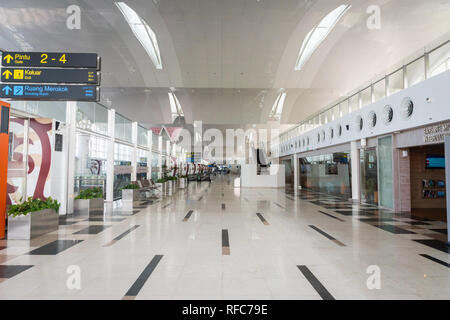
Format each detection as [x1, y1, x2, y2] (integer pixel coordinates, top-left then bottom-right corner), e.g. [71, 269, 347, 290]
[167, 176, 177, 181]
[8, 197, 61, 217]
[156, 178, 167, 183]
[122, 184, 139, 190]
[75, 187, 103, 200]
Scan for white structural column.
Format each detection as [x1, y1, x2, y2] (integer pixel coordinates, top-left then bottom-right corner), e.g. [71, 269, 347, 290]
[131, 122, 138, 182]
[147, 130, 153, 180]
[106, 109, 116, 203]
[445, 136, 450, 244]
[158, 135, 163, 178]
[65, 101, 77, 214]
[293, 154, 299, 193]
[350, 140, 361, 201]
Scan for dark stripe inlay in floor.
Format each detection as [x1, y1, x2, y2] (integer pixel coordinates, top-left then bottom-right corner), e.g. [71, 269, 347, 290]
[124, 255, 163, 298]
[222, 229, 230, 255]
[309, 225, 345, 246]
[183, 210, 194, 221]
[297, 265, 335, 300]
[28, 240, 83, 255]
[318, 211, 344, 222]
[0, 265, 33, 278]
[73, 225, 112, 235]
[419, 254, 450, 268]
[256, 213, 269, 225]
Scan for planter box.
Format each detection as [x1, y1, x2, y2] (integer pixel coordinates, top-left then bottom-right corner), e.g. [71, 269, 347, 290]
[74, 198, 104, 216]
[8, 208, 59, 240]
[122, 189, 141, 210]
[122, 189, 140, 202]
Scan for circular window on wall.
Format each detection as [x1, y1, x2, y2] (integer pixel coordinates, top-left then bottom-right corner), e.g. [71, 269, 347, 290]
[383, 105, 394, 124]
[401, 97, 414, 119]
[321, 130, 325, 141]
[317, 133, 320, 143]
[337, 124, 342, 137]
[329, 127, 334, 140]
[355, 115, 363, 132]
[368, 111, 377, 128]
[307, 137, 310, 146]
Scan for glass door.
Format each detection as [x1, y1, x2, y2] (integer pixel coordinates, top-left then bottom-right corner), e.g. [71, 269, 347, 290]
[360, 148, 378, 205]
[378, 136, 394, 209]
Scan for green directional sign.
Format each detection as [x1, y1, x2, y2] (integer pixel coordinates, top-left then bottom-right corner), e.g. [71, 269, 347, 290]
[1, 52, 99, 69]
[1, 67, 99, 84]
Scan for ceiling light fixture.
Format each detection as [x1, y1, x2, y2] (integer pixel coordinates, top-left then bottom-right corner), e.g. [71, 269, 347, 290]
[115, 2, 163, 69]
[295, 4, 351, 71]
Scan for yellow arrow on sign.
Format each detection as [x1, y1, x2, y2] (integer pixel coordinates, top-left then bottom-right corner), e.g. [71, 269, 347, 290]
[3, 54, 13, 63]
[2, 69, 12, 79]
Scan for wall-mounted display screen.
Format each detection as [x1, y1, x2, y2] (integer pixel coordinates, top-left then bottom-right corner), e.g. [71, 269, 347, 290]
[426, 156, 445, 169]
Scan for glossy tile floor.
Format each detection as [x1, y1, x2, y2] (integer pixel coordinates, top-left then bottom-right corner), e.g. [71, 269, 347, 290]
[0, 175, 449, 300]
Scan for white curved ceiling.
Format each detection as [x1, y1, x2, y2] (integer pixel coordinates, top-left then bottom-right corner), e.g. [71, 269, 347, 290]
[0, 0, 449, 126]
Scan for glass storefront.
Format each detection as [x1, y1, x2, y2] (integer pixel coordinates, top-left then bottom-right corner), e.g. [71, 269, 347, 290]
[74, 132, 107, 197]
[300, 152, 352, 198]
[114, 142, 132, 199]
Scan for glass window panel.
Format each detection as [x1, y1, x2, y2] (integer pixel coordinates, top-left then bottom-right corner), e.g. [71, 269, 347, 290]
[340, 101, 349, 117]
[138, 126, 148, 147]
[406, 57, 425, 87]
[428, 42, 450, 78]
[349, 94, 359, 113]
[388, 69, 404, 95]
[93, 104, 108, 135]
[373, 79, 386, 102]
[360, 86, 372, 108]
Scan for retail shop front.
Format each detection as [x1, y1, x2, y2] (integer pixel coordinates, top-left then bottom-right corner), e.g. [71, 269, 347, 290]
[394, 121, 449, 222]
[297, 144, 352, 199]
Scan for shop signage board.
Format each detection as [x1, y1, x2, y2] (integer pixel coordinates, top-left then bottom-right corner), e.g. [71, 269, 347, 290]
[0, 84, 99, 101]
[1, 51, 101, 101]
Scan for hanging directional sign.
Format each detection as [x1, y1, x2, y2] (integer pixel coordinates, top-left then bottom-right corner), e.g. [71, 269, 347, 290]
[0, 84, 99, 101]
[1, 52, 99, 69]
[1, 67, 99, 84]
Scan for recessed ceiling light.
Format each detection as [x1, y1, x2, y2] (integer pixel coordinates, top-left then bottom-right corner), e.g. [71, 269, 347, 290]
[115, 2, 163, 70]
[295, 4, 351, 71]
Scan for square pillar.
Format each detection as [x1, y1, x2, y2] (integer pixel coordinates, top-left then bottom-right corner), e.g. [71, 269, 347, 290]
[131, 122, 138, 181]
[65, 101, 77, 214]
[106, 109, 115, 203]
[351, 140, 361, 202]
[148, 130, 153, 180]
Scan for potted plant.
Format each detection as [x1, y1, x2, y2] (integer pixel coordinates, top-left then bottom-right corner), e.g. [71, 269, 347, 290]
[121, 183, 140, 202]
[179, 175, 187, 189]
[168, 176, 178, 194]
[156, 177, 168, 196]
[74, 187, 104, 216]
[8, 197, 60, 240]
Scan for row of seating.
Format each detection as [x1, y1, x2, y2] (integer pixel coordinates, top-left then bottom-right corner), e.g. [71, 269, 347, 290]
[130, 179, 161, 199]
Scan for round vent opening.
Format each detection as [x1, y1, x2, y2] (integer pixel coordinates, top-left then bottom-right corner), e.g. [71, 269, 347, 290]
[337, 124, 342, 137]
[368, 111, 377, 128]
[321, 130, 325, 141]
[330, 128, 334, 139]
[401, 97, 414, 119]
[355, 115, 363, 132]
[383, 105, 393, 124]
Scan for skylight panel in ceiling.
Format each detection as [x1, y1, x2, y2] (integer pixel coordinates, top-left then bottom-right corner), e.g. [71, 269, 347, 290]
[295, 4, 351, 71]
[115, 2, 163, 70]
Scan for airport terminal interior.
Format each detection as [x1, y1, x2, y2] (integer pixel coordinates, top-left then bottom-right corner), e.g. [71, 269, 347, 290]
[0, 0, 449, 301]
